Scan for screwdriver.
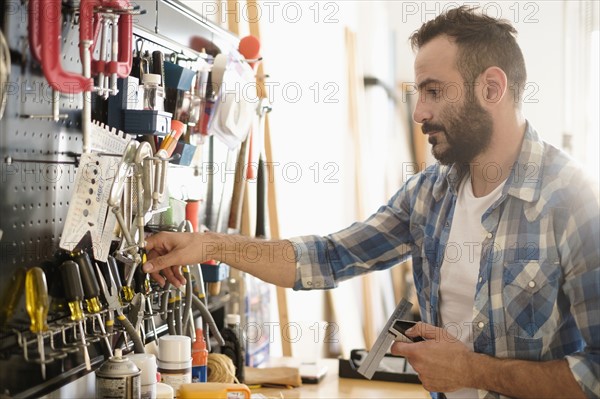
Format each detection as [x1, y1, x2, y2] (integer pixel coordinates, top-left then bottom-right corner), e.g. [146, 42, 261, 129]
[72, 251, 102, 313]
[72, 251, 113, 357]
[60, 260, 92, 371]
[0, 267, 26, 326]
[25, 267, 49, 380]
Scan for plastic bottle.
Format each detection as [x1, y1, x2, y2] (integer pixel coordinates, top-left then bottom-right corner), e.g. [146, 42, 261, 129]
[142, 73, 164, 111]
[191, 328, 208, 382]
[126, 353, 157, 399]
[157, 335, 192, 397]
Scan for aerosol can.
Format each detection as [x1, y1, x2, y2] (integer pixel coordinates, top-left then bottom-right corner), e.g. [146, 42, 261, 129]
[96, 348, 142, 399]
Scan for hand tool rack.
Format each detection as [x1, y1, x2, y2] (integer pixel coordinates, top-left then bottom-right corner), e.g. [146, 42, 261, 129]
[0, 1, 240, 396]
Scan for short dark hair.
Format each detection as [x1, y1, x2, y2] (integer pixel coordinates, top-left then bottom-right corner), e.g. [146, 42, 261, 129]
[410, 6, 527, 104]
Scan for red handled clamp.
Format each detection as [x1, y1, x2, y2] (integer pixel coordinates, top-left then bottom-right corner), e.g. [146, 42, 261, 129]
[29, 0, 93, 93]
[80, 0, 133, 81]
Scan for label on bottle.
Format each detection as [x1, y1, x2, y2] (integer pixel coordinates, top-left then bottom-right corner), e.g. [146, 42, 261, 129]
[159, 369, 191, 398]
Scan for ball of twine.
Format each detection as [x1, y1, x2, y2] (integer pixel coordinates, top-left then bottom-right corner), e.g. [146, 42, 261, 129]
[207, 353, 238, 383]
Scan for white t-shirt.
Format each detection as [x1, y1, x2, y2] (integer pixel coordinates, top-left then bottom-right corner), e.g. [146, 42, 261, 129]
[439, 173, 505, 399]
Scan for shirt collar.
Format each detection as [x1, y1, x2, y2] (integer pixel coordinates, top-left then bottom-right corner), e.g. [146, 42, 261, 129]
[505, 122, 544, 203]
[434, 121, 544, 203]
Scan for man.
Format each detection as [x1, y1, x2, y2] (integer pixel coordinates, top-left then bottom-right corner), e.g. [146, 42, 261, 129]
[143, 7, 598, 399]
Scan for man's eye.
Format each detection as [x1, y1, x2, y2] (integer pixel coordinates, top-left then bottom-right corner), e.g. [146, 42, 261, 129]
[427, 89, 440, 97]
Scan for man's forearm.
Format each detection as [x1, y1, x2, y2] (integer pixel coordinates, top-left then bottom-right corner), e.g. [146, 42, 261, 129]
[467, 353, 586, 399]
[203, 232, 297, 288]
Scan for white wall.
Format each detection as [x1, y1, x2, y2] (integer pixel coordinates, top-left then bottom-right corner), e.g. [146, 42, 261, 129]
[389, 1, 566, 148]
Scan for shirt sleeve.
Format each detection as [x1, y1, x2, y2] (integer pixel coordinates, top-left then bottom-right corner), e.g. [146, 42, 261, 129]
[289, 178, 417, 291]
[559, 179, 600, 397]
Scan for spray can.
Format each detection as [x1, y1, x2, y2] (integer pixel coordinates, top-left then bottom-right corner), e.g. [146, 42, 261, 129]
[96, 348, 141, 399]
[158, 335, 192, 397]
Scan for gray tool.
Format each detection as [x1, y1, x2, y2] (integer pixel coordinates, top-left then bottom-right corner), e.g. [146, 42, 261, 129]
[95, 263, 145, 353]
[357, 298, 415, 379]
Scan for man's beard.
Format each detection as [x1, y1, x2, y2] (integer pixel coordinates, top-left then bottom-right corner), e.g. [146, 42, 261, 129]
[422, 98, 493, 165]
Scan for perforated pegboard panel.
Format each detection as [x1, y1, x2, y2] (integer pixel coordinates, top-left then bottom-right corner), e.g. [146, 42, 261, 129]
[1, 4, 84, 280]
[1, 1, 241, 396]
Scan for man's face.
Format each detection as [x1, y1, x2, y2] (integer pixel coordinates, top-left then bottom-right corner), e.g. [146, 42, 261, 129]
[413, 36, 493, 165]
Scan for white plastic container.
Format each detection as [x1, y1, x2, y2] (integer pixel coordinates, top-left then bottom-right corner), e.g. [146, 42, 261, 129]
[127, 353, 158, 399]
[156, 382, 175, 399]
[158, 335, 192, 398]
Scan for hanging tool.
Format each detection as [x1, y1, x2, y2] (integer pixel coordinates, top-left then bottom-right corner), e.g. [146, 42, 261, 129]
[175, 220, 194, 338]
[108, 140, 141, 263]
[25, 267, 50, 380]
[72, 251, 113, 357]
[95, 12, 110, 98]
[227, 135, 250, 235]
[60, 261, 92, 371]
[80, 0, 134, 87]
[357, 298, 415, 379]
[180, 221, 203, 338]
[254, 98, 272, 239]
[25, 0, 68, 121]
[188, 264, 210, 349]
[0, 267, 26, 327]
[119, 141, 153, 301]
[107, 255, 124, 299]
[95, 263, 145, 353]
[128, 293, 146, 343]
[166, 289, 181, 336]
[31, 0, 94, 94]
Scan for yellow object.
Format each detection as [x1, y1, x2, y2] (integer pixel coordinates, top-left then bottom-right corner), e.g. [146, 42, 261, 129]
[85, 297, 102, 314]
[207, 353, 236, 383]
[1, 267, 26, 326]
[122, 285, 134, 302]
[67, 301, 84, 322]
[178, 383, 250, 399]
[25, 267, 49, 333]
[25, 267, 50, 380]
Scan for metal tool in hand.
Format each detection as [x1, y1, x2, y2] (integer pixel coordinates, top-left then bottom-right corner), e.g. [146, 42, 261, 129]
[357, 298, 415, 379]
[95, 263, 145, 353]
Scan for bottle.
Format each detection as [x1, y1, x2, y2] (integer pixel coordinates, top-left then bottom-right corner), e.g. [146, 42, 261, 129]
[221, 314, 245, 383]
[96, 348, 141, 399]
[142, 73, 164, 111]
[157, 335, 192, 397]
[126, 353, 157, 399]
[191, 328, 208, 382]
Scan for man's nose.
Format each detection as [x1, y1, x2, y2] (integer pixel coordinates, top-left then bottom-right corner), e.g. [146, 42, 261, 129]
[413, 99, 432, 124]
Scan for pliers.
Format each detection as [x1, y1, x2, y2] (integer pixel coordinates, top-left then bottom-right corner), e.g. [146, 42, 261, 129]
[95, 263, 145, 353]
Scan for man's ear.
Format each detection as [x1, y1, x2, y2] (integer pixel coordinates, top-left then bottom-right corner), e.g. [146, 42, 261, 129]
[480, 66, 508, 105]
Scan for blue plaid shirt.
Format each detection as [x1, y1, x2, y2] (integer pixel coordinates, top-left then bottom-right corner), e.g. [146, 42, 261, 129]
[289, 123, 599, 398]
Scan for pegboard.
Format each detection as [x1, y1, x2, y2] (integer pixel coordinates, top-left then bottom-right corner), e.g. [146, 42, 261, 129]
[0, 1, 241, 396]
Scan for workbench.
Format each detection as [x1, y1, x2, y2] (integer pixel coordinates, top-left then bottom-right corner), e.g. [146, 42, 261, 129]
[254, 357, 429, 399]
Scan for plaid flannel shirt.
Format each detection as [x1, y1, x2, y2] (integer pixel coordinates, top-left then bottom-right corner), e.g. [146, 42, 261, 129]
[289, 123, 599, 398]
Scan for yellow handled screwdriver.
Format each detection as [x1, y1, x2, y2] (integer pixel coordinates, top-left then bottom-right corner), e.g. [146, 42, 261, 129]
[25, 267, 49, 380]
[0, 267, 26, 327]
